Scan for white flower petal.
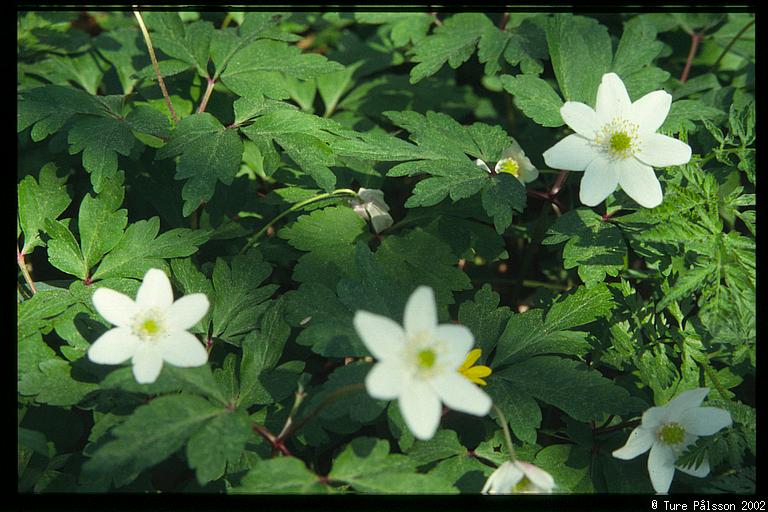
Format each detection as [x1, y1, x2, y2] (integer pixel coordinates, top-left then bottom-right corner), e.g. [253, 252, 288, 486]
[630, 90, 672, 134]
[433, 324, 474, 369]
[353, 310, 406, 361]
[166, 293, 209, 331]
[135, 268, 174, 310]
[475, 159, 491, 173]
[678, 407, 732, 436]
[617, 158, 663, 208]
[642, 405, 671, 429]
[560, 101, 601, 138]
[665, 388, 710, 420]
[482, 462, 523, 494]
[158, 330, 208, 368]
[87, 327, 139, 364]
[131, 345, 164, 384]
[518, 461, 556, 492]
[365, 360, 405, 400]
[520, 163, 539, 184]
[398, 378, 442, 440]
[579, 157, 619, 206]
[612, 426, 655, 460]
[366, 203, 393, 233]
[596, 72, 631, 121]
[432, 371, 491, 416]
[403, 286, 438, 338]
[358, 188, 388, 210]
[676, 457, 710, 478]
[647, 442, 676, 494]
[635, 133, 692, 167]
[543, 134, 599, 171]
[92, 288, 137, 328]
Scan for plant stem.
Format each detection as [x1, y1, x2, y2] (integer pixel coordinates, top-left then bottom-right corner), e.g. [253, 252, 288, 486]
[240, 188, 359, 253]
[711, 18, 755, 71]
[220, 13, 233, 29]
[680, 32, 703, 83]
[594, 418, 641, 436]
[498, 12, 510, 30]
[550, 170, 570, 197]
[277, 383, 308, 440]
[17, 244, 36, 295]
[492, 404, 517, 461]
[197, 77, 216, 114]
[278, 383, 365, 442]
[133, 9, 178, 124]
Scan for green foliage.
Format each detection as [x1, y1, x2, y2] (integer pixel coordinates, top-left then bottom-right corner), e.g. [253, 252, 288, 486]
[17, 10, 754, 495]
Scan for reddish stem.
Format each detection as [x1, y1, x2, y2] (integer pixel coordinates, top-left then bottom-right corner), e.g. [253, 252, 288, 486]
[197, 77, 215, 114]
[16, 247, 37, 295]
[680, 32, 702, 83]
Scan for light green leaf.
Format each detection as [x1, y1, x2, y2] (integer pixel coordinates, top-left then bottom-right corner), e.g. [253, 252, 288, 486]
[78, 177, 128, 274]
[92, 217, 210, 280]
[232, 457, 327, 493]
[546, 14, 612, 104]
[18, 163, 71, 255]
[500, 74, 564, 127]
[43, 219, 86, 280]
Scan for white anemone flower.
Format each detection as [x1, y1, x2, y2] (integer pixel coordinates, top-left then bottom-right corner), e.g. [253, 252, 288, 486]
[543, 72, 691, 208]
[612, 387, 732, 494]
[352, 286, 492, 440]
[87, 268, 210, 384]
[482, 461, 556, 494]
[351, 187, 393, 234]
[475, 139, 539, 183]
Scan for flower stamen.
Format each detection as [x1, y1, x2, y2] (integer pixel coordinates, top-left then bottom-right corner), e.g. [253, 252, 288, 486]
[657, 422, 686, 445]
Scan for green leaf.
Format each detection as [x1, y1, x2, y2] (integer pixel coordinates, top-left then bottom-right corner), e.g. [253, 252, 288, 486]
[487, 378, 541, 444]
[546, 14, 612, 104]
[232, 457, 327, 493]
[18, 357, 98, 407]
[660, 99, 725, 134]
[494, 284, 614, 368]
[92, 217, 210, 280]
[82, 394, 223, 487]
[211, 250, 277, 343]
[43, 219, 87, 280]
[612, 16, 665, 77]
[458, 284, 512, 358]
[354, 12, 433, 47]
[409, 13, 497, 84]
[237, 301, 293, 408]
[328, 437, 457, 493]
[219, 39, 343, 99]
[78, 177, 128, 275]
[186, 409, 252, 485]
[542, 208, 627, 287]
[18, 163, 71, 255]
[18, 289, 77, 341]
[156, 113, 244, 216]
[534, 444, 593, 492]
[143, 13, 213, 77]
[94, 28, 147, 94]
[35, 51, 106, 95]
[67, 116, 134, 193]
[481, 173, 527, 233]
[279, 206, 367, 287]
[500, 74, 564, 127]
[125, 105, 171, 139]
[241, 109, 350, 191]
[18, 85, 102, 141]
[496, 356, 637, 422]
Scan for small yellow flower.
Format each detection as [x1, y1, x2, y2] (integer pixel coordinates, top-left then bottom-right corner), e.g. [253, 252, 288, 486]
[458, 348, 492, 385]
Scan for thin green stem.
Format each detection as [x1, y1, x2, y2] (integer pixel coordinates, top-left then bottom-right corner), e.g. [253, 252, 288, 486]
[711, 18, 754, 71]
[492, 404, 517, 461]
[221, 13, 234, 29]
[471, 276, 570, 292]
[241, 188, 359, 253]
[133, 9, 178, 124]
[279, 383, 365, 442]
[17, 244, 36, 295]
[276, 382, 308, 440]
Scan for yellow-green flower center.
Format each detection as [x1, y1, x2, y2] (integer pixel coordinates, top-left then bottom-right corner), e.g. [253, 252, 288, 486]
[418, 349, 437, 369]
[609, 132, 632, 152]
[497, 158, 520, 177]
[132, 309, 166, 341]
[657, 422, 686, 445]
